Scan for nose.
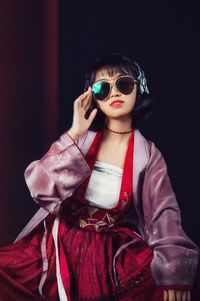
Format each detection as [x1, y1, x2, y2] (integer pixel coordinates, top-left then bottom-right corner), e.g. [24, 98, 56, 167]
[110, 83, 120, 97]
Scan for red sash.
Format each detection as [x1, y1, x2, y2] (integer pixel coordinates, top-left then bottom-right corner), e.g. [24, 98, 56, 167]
[78, 129, 134, 214]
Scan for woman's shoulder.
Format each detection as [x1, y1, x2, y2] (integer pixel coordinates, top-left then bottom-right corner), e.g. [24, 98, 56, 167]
[85, 128, 155, 151]
[136, 130, 171, 173]
[134, 129, 168, 169]
[73, 128, 163, 164]
[134, 129, 153, 159]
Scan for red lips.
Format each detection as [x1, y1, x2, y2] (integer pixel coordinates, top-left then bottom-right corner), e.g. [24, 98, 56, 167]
[109, 100, 124, 106]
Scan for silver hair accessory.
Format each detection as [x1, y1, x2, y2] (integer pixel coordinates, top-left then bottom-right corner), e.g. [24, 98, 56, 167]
[134, 62, 149, 94]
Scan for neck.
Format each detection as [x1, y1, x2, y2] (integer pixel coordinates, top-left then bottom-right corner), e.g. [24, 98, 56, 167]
[103, 117, 133, 145]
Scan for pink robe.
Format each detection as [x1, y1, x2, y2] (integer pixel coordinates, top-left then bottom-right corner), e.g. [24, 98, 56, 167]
[0, 128, 199, 301]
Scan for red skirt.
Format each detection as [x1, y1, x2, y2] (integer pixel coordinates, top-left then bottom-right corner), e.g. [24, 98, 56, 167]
[0, 212, 198, 301]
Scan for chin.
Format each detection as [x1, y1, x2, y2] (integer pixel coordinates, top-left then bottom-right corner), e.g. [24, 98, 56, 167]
[106, 111, 132, 119]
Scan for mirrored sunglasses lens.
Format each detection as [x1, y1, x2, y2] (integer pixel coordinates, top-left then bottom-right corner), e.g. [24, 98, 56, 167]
[117, 77, 135, 94]
[92, 82, 110, 100]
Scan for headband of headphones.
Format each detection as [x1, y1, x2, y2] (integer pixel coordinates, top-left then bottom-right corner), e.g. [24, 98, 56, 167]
[84, 54, 149, 95]
[133, 61, 149, 94]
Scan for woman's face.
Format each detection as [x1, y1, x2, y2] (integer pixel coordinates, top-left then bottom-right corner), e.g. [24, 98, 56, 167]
[93, 68, 137, 120]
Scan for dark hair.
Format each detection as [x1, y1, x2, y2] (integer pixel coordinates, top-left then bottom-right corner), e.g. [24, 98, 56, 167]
[84, 53, 154, 131]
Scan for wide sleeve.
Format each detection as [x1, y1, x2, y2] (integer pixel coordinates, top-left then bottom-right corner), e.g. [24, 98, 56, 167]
[24, 131, 91, 215]
[141, 141, 200, 287]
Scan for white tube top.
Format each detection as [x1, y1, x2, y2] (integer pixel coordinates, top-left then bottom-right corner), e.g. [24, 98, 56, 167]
[84, 160, 123, 209]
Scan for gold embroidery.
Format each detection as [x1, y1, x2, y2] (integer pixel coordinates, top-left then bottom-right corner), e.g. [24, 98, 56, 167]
[79, 219, 106, 232]
[79, 219, 90, 229]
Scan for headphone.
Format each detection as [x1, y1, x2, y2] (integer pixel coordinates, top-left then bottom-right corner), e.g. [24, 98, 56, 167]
[84, 54, 149, 96]
[83, 54, 150, 119]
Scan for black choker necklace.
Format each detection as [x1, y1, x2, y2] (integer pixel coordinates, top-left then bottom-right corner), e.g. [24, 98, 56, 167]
[105, 125, 133, 134]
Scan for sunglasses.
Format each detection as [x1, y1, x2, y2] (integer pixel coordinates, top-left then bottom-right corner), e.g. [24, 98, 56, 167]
[91, 75, 138, 101]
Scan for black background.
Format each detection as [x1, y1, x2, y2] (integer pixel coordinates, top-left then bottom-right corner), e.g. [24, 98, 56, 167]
[58, 0, 200, 245]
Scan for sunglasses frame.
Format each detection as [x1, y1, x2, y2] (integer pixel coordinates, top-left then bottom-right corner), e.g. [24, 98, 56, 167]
[91, 75, 138, 101]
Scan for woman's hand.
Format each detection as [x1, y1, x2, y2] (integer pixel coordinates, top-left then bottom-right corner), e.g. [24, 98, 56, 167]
[163, 290, 191, 301]
[68, 87, 98, 140]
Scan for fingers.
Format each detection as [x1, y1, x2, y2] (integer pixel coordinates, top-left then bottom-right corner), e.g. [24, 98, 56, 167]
[88, 108, 98, 124]
[187, 290, 191, 301]
[181, 290, 187, 301]
[164, 290, 191, 301]
[83, 93, 93, 110]
[175, 290, 182, 301]
[176, 290, 191, 301]
[163, 290, 168, 301]
[74, 87, 92, 109]
[81, 87, 93, 110]
[78, 87, 92, 101]
[168, 290, 176, 301]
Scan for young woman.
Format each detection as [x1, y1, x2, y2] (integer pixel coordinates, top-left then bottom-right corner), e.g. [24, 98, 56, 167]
[0, 53, 199, 301]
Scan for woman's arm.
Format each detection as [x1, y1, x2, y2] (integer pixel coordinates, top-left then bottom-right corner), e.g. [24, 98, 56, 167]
[24, 130, 91, 214]
[25, 85, 98, 215]
[141, 141, 199, 287]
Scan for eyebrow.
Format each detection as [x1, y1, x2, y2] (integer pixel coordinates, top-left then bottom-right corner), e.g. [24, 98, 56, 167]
[94, 73, 126, 82]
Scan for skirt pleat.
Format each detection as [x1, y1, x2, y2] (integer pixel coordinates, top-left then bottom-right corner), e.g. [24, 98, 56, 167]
[0, 212, 179, 301]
